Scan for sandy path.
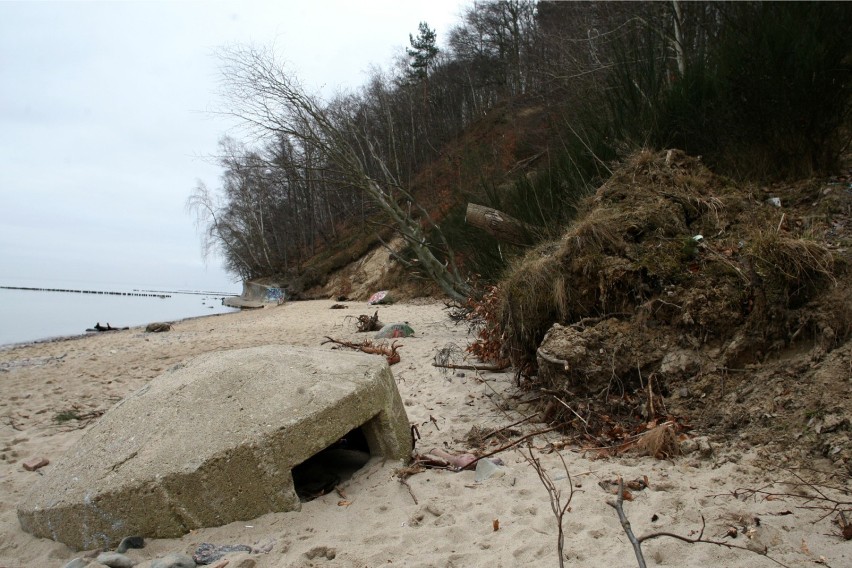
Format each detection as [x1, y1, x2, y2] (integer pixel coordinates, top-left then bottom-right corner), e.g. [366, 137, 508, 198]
[0, 300, 848, 567]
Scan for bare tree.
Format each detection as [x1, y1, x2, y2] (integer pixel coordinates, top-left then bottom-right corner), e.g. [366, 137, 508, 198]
[186, 180, 255, 281]
[216, 45, 471, 300]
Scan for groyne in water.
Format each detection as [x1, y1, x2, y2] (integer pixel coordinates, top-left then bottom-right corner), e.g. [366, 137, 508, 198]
[0, 286, 171, 298]
[134, 288, 238, 297]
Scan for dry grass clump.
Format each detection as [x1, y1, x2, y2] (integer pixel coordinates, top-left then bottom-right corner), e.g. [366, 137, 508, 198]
[748, 231, 835, 290]
[563, 213, 627, 256]
[635, 423, 681, 459]
[498, 149, 734, 367]
[495, 148, 844, 371]
[481, 148, 850, 468]
[499, 245, 567, 365]
[741, 230, 838, 332]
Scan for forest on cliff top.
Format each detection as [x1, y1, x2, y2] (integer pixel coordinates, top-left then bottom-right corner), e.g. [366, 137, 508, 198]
[189, 1, 850, 297]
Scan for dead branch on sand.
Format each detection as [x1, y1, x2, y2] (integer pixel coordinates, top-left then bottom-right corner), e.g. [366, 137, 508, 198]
[431, 361, 510, 372]
[433, 342, 510, 373]
[483, 414, 540, 440]
[466, 426, 561, 469]
[608, 477, 793, 568]
[712, 468, 852, 539]
[398, 477, 419, 504]
[322, 337, 401, 365]
[526, 447, 574, 568]
[346, 310, 382, 332]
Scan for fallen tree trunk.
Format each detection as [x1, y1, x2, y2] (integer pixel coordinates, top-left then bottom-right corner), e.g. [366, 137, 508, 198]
[465, 203, 537, 246]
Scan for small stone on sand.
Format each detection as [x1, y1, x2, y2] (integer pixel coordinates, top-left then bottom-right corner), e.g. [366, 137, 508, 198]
[22, 456, 49, 471]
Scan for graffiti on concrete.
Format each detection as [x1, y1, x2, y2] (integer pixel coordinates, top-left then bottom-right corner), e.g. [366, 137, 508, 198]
[265, 287, 284, 303]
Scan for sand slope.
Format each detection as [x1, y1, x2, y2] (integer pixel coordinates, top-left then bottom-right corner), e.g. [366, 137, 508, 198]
[1, 300, 848, 567]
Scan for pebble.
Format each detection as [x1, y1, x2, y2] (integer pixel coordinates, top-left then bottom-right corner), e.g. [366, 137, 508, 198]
[697, 437, 713, 457]
[96, 552, 135, 568]
[22, 456, 50, 471]
[304, 546, 336, 561]
[680, 436, 713, 457]
[115, 536, 145, 554]
[62, 558, 90, 568]
[209, 558, 255, 568]
[151, 553, 196, 568]
[192, 543, 252, 565]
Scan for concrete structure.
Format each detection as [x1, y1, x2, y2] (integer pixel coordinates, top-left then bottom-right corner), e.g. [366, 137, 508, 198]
[222, 281, 284, 309]
[17, 346, 411, 550]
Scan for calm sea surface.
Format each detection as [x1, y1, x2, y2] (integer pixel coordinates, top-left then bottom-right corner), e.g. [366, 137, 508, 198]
[0, 282, 240, 347]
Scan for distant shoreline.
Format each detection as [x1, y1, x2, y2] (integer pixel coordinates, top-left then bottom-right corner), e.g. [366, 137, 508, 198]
[0, 308, 243, 352]
[0, 286, 241, 348]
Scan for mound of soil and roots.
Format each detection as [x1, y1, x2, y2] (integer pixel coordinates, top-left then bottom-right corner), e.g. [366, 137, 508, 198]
[495, 149, 851, 472]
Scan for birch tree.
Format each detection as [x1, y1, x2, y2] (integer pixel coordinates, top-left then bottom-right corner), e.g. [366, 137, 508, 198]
[217, 45, 471, 300]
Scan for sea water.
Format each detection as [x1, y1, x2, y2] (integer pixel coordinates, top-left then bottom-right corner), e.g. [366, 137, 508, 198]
[0, 282, 240, 347]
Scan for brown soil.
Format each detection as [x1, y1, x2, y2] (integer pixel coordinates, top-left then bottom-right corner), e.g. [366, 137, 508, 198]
[499, 149, 851, 473]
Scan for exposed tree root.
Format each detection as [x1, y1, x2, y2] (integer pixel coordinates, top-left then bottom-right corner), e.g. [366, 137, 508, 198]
[321, 336, 401, 365]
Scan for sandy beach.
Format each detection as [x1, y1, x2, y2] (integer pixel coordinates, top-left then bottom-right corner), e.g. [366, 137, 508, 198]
[1, 300, 848, 568]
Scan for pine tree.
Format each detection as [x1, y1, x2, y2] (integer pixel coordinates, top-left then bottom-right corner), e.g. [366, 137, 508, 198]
[407, 22, 438, 80]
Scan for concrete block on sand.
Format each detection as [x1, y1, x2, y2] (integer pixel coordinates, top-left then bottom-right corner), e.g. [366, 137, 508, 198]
[17, 345, 411, 550]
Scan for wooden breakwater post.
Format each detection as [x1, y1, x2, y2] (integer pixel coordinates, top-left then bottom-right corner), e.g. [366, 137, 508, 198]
[0, 286, 171, 299]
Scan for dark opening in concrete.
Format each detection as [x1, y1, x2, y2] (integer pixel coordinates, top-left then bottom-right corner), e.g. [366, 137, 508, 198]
[291, 426, 372, 502]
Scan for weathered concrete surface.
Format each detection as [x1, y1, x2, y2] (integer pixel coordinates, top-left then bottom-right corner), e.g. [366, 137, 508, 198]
[222, 281, 284, 309]
[17, 345, 411, 550]
[221, 296, 265, 309]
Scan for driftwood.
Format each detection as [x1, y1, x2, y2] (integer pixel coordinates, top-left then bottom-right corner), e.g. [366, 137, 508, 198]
[431, 361, 510, 372]
[465, 203, 537, 246]
[86, 322, 129, 332]
[356, 311, 383, 332]
[322, 336, 401, 365]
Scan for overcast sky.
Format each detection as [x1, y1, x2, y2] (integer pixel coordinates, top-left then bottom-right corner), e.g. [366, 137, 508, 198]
[0, 0, 465, 292]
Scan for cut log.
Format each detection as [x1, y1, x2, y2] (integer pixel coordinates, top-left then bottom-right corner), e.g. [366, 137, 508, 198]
[465, 203, 536, 246]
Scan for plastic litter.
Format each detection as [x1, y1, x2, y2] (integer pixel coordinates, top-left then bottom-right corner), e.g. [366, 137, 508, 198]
[474, 458, 504, 482]
[368, 290, 393, 305]
[375, 323, 415, 339]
